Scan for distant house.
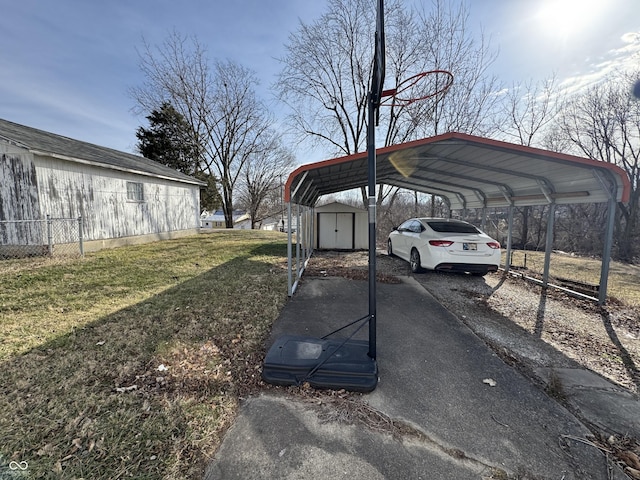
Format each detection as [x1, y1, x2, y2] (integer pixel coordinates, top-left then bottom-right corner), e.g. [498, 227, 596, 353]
[0, 118, 206, 253]
[258, 216, 284, 231]
[201, 210, 251, 229]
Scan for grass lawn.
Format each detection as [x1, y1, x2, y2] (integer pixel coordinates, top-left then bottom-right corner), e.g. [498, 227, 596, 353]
[505, 249, 640, 305]
[0, 230, 289, 479]
[2, 232, 638, 479]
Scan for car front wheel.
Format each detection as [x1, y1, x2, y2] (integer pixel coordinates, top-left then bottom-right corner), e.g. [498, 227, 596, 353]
[387, 239, 394, 256]
[410, 248, 423, 273]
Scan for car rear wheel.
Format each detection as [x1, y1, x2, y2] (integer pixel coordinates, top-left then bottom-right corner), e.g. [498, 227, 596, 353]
[387, 239, 394, 256]
[410, 248, 423, 273]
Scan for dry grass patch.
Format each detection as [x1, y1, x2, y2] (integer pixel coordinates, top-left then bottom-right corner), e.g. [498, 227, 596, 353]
[505, 250, 640, 305]
[0, 230, 289, 479]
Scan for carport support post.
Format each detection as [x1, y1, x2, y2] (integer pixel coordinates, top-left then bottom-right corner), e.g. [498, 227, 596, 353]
[481, 207, 487, 232]
[542, 203, 556, 287]
[367, 91, 377, 360]
[299, 205, 305, 264]
[287, 202, 293, 296]
[599, 195, 617, 305]
[296, 203, 301, 276]
[504, 205, 514, 273]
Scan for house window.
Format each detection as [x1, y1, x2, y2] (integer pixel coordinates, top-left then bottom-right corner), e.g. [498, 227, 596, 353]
[127, 181, 144, 202]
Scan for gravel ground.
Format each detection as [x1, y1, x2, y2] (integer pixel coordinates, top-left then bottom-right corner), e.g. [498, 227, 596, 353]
[305, 250, 640, 395]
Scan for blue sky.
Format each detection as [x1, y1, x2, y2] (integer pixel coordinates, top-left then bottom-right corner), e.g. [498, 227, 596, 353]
[1, 0, 639, 161]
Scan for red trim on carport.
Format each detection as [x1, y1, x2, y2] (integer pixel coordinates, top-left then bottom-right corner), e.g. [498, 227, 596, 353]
[284, 132, 631, 203]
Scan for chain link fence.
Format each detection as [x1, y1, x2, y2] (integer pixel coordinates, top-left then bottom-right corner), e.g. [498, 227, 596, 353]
[0, 216, 84, 260]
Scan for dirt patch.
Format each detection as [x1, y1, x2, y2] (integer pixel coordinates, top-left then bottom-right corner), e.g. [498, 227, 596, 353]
[303, 250, 405, 284]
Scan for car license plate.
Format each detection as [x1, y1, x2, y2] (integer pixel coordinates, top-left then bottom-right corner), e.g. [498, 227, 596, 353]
[463, 243, 477, 251]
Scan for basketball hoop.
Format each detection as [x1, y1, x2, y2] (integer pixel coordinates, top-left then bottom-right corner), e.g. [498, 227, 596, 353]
[380, 70, 454, 107]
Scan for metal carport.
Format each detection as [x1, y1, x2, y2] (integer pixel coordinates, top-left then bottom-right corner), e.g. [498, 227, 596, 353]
[283, 132, 631, 304]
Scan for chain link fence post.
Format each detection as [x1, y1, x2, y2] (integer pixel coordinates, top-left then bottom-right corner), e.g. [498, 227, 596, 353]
[78, 216, 84, 257]
[46, 214, 53, 256]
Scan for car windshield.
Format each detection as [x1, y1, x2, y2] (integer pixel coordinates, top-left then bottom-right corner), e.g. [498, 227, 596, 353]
[425, 220, 479, 234]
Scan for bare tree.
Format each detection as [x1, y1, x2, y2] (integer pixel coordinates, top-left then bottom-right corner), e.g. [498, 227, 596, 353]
[207, 61, 275, 227]
[238, 136, 296, 229]
[131, 32, 274, 228]
[409, 0, 502, 138]
[276, 0, 501, 218]
[496, 76, 563, 249]
[497, 76, 561, 147]
[556, 69, 640, 261]
[276, 0, 375, 157]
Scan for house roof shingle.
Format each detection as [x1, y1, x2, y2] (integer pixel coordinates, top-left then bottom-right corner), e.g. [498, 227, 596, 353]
[0, 118, 206, 186]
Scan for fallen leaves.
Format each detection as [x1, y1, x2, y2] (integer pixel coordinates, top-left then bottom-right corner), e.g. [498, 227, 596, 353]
[116, 340, 230, 398]
[620, 449, 640, 479]
[590, 434, 640, 478]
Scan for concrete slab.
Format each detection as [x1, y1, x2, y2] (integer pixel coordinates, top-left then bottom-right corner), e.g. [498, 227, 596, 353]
[204, 395, 488, 480]
[206, 276, 627, 479]
[535, 367, 640, 438]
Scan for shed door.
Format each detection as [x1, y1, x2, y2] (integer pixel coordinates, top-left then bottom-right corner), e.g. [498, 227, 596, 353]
[318, 213, 354, 249]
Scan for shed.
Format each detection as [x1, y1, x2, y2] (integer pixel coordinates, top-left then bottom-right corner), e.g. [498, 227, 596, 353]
[314, 202, 367, 250]
[0, 118, 206, 254]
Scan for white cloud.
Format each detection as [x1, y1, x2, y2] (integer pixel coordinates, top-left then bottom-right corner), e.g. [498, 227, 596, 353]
[614, 32, 640, 66]
[558, 30, 640, 96]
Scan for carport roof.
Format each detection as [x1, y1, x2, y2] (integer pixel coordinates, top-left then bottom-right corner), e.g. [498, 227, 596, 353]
[285, 132, 630, 210]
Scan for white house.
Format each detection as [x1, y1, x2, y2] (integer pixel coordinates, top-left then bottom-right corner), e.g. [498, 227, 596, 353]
[258, 216, 283, 231]
[0, 118, 206, 254]
[201, 210, 251, 229]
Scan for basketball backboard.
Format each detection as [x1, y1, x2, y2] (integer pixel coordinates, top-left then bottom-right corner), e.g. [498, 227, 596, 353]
[371, 0, 385, 109]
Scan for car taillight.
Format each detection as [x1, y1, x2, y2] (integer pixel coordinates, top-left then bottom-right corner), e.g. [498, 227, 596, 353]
[429, 240, 454, 247]
[487, 242, 501, 249]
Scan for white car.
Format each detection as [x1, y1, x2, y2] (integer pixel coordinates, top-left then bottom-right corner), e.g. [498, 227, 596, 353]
[387, 218, 501, 276]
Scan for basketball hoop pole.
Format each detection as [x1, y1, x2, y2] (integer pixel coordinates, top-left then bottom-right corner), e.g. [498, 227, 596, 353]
[260, 0, 385, 393]
[367, 0, 385, 360]
[367, 90, 377, 360]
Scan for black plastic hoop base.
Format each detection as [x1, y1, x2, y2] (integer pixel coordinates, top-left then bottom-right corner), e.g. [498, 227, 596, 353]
[262, 335, 378, 393]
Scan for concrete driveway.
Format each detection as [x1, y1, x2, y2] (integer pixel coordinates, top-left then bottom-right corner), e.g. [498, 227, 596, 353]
[205, 276, 631, 479]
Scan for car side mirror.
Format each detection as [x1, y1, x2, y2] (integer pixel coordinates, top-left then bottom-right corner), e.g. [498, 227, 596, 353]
[392, 226, 398, 231]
